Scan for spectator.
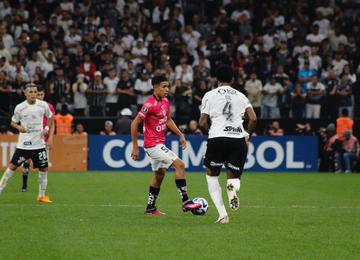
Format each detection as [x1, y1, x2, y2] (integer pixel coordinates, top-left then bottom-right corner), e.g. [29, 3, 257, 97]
[268, 121, 284, 136]
[336, 130, 359, 173]
[72, 73, 88, 116]
[134, 70, 152, 110]
[79, 53, 96, 82]
[262, 76, 283, 119]
[290, 82, 306, 118]
[73, 123, 88, 136]
[244, 72, 263, 117]
[184, 120, 202, 135]
[336, 74, 353, 117]
[48, 66, 71, 109]
[295, 123, 314, 136]
[0, 71, 11, 115]
[104, 68, 119, 116]
[192, 79, 208, 119]
[54, 104, 73, 135]
[305, 76, 325, 119]
[100, 120, 116, 136]
[336, 108, 354, 137]
[87, 71, 106, 116]
[117, 69, 136, 112]
[115, 108, 133, 135]
[322, 69, 339, 119]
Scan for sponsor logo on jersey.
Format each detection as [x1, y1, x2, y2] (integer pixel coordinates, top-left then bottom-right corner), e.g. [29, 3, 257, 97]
[23, 141, 32, 145]
[217, 88, 238, 95]
[227, 163, 240, 171]
[223, 126, 242, 133]
[210, 161, 223, 167]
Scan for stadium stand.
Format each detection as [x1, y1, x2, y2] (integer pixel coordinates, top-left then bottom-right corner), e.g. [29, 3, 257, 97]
[0, 0, 359, 171]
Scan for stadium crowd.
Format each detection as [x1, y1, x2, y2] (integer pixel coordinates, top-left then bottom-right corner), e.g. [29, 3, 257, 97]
[0, 0, 359, 171]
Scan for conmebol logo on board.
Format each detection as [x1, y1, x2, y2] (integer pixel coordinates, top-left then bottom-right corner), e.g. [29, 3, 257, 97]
[89, 136, 318, 172]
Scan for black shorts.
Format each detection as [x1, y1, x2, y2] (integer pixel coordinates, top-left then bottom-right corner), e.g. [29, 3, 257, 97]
[10, 148, 48, 169]
[204, 137, 248, 176]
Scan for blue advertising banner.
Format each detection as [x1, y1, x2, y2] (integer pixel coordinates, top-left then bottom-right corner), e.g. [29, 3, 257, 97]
[88, 135, 318, 172]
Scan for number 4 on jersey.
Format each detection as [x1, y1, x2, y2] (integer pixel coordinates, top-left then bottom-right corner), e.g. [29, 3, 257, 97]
[222, 101, 233, 122]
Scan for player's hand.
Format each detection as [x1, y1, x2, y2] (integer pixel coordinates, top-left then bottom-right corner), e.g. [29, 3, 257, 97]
[41, 126, 50, 137]
[179, 135, 187, 150]
[131, 147, 139, 161]
[18, 126, 26, 133]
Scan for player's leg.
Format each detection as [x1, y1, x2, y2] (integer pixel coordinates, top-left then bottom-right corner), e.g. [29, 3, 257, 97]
[21, 160, 31, 192]
[0, 163, 18, 194]
[32, 149, 51, 203]
[171, 158, 201, 212]
[145, 168, 166, 215]
[225, 138, 248, 211]
[203, 138, 228, 223]
[0, 148, 25, 194]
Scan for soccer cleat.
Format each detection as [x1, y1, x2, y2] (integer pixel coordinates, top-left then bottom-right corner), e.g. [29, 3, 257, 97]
[182, 200, 201, 212]
[21, 188, 27, 192]
[227, 183, 239, 211]
[215, 215, 229, 224]
[144, 208, 166, 215]
[37, 196, 52, 203]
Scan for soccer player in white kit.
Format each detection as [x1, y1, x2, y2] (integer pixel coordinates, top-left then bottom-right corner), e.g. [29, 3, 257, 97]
[199, 65, 257, 224]
[0, 83, 54, 202]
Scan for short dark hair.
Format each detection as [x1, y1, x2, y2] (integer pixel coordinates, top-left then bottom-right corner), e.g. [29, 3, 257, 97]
[341, 108, 349, 117]
[216, 65, 233, 83]
[37, 85, 45, 92]
[151, 75, 168, 86]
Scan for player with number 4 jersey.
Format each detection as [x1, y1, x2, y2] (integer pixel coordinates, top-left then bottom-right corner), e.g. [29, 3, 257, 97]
[0, 83, 54, 203]
[131, 75, 201, 215]
[199, 65, 257, 224]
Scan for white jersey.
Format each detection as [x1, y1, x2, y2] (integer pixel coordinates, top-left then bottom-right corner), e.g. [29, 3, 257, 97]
[201, 85, 252, 139]
[12, 100, 53, 150]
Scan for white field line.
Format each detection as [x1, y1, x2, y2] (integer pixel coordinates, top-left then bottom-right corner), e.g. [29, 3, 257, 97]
[0, 204, 359, 209]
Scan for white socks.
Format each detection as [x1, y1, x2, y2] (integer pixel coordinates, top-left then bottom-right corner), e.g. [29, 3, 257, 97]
[0, 168, 15, 193]
[38, 171, 48, 197]
[227, 178, 240, 192]
[206, 175, 227, 218]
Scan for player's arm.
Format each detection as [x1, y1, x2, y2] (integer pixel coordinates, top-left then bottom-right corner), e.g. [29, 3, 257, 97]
[199, 113, 210, 134]
[166, 117, 186, 149]
[199, 92, 210, 134]
[10, 121, 26, 133]
[245, 106, 257, 139]
[47, 116, 55, 147]
[42, 103, 54, 138]
[131, 115, 143, 160]
[10, 107, 26, 133]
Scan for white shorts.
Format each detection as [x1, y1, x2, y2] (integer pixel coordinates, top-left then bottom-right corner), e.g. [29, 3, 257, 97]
[144, 144, 178, 171]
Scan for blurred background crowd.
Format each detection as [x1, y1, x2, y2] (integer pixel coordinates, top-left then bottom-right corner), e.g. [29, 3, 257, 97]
[0, 0, 359, 171]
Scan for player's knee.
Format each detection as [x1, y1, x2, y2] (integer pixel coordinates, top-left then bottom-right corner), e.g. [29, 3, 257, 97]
[39, 167, 48, 172]
[9, 163, 18, 171]
[154, 169, 165, 180]
[173, 159, 185, 171]
[226, 163, 241, 178]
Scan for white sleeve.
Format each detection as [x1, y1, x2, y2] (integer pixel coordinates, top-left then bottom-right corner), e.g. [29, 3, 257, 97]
[11, 106, 20, 123]
[245, 98, 253, 109]
[200, 93, 210, 115]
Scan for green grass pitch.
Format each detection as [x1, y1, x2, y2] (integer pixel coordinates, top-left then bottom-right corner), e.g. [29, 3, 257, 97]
[0, 172, 359, 260]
